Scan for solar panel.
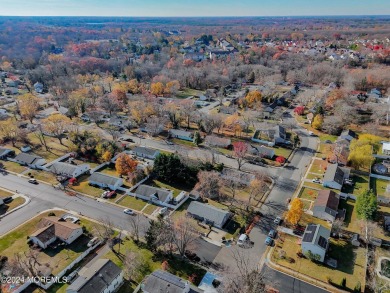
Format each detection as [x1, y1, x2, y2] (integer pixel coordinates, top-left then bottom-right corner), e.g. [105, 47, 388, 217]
[302, 224, 317, 243]
[153, 270, 185, 289]
[318, 236, 328, 249]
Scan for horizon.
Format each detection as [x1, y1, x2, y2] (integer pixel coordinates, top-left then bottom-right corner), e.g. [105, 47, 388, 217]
[1, 0, 390, 17]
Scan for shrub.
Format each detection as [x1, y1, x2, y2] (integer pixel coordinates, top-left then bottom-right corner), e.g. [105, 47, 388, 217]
[48, 212, 56, 216]
[353, 281, 361, 292]
[275, 156, 286, 164]
[340, 277, 346, 288]
[326, 276, 332, 284]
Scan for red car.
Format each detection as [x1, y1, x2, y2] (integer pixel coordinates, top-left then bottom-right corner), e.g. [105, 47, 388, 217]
[103, 191, 116, 198]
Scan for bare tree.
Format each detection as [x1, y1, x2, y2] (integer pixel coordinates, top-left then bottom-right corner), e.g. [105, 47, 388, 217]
[194, 171, 222, 200]
[92, 216, 115, 248]
[123, 248, 146, 283]
[106, 126, 120, 141]
[145, 116, 165, 136]
[246, 172, 268, 210]
[170, 216, 198, 257]
[331, 219, 345, 238]
[128, 215, 142, 243]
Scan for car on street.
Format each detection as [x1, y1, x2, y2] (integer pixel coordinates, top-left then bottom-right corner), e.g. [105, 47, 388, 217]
[237, 234, 249, 246]
[268, 229, 277, 239]
[118, 137, 134, 143]
[165, 140, 174, 145]
[274, 216, 282, 225]
[265, 237, 274, 246]
[123, 209, 135, 215]
[312, 178, 321, 183]
[28, 179, 38, 184]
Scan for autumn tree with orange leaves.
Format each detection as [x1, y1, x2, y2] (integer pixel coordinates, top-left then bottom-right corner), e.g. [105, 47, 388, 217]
[285, 198, 304, 225]
[115, 153, 138, 176]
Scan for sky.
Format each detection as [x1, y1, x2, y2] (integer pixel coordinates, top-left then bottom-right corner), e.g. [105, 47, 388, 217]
[1, 0, 390, 17]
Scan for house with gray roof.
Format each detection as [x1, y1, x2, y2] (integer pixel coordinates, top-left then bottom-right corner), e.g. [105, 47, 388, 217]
[268, 125, 288, 144]
[50, 162, 90, 178]
[323, 163, 346, 190]
[169, 129, 194, 142]
[141, 270, 203, 293]
[313, 190, 340, 222]
[13, 153, 46, 168]
[132, 146, 160, 160]
[301, 224, 330, 262]
[339, 129, 357, 142]
[66, 259, 123, 293]
[250, 145, 275, 159]
[187, 201, 231, 229]
[89, 172, 123, 190]
[133, 184, 173, 206]
[0, 147, 14, 159]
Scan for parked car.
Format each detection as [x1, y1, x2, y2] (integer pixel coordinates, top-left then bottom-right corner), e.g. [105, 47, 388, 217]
[274, 216, 282, 225]
[237, 234, 249, 246]
[312, 178, 321, 183]
[3, 197, 13, 204]
[103, 191, 116, 199]
[28, 179, 38, 184]
[265, 237, 274, 246]
[159, 207, 168, 215]
[101, 190, 110, 198]
[165, 140, 174, 145]
[123, 209, 135, 215]
[268, 229, 277, 239]
[87, 237, 99, 247]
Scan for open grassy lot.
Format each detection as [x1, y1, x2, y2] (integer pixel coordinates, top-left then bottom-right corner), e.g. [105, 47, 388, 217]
[1, 160, 27, 173]
[298, 187, 319, 201]
[370, 177, 390, 197]
[70, 175, 102, 197]
[117, 195, 147, 211]
[27, 169, 58, 184]
[0, 210, 96, 276]
[272, 234, 366, 291]
[341, 174, 369, 196]
[176, 88, 205, 99]
[26, 133, 70, 161]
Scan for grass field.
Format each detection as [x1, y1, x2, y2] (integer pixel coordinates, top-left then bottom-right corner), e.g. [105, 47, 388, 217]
[70, 175, 103, 197]
[27, 170, 58, 184]
[0, 189, 13, 198]
[0, 196, 26, 215]
[1, 160, 27, 173]
[341, 174, 369, 197]
[298, 187, 319, 200]
[144, 178, 193, 197]
[272, 234, 366, 291]
[142, 204, 159, 215]
[309, 159, 327, 174]
[117, 195, 147, 211]
[370, 177, 390, 197]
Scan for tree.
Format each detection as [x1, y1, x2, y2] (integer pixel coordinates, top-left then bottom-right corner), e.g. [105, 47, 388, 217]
[123, 248, 147, 283]
[102, 151, 112, 162]
[128, 215, 142, 243]
[285, 198, 304, 225]
[244, 90, 262, 108]
[153, 153, 195, 185]
[151, 82, 164, 96]
[0, 119, 20, 146]
[193, 131, 201, 146]
[42, 113, 71, 145]
[232, 141, 248, 170]
[247, 71, 255, 83]
[246, 172, 268, 211]
[18, 93, 40, 123]
[275, 156, 285, 164]
[294, 106, 305, 115]
[356, 190, 377, 220]
[99, 94, 121, 115]
[171, 216, 198, 257]
[115, 153, 138, 176]
[194, 171, 222, 200]
[92, 217, 115, 245]
[145, 116, 165, 137]
[311, 114, 323, 130]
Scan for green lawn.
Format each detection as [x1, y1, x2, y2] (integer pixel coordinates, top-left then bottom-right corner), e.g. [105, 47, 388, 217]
[303, 182, 326, 190]
[27, 170, 58, 184]
[309, 159, 327, 174]
[0, 189, 13, 198]
[1, 160, 27, 173]
[176, 88, 205, 99]
[306, 173, 321, 180]
[117, 195, 147, 211]
[341, 175, 369, 196]
[272, 234, 366, 291]
[99, 164, 118, 177]
[273, 147, 293, 158]
[145, 178, 193, 197]
[142, 204, 159, 215]
[298, 187, 319, 200]
[0, 210, 96, 276]
[371, 177, 390, 197]
[70, 175, 103, 197]
[172, 138, 195, 147]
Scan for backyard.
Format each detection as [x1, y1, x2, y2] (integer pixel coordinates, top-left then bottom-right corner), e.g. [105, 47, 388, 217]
[370, 177, 390, 198]
[272, 233, 366, 291]
[144, 178, 194, 198]
[341, 174, 369, 197]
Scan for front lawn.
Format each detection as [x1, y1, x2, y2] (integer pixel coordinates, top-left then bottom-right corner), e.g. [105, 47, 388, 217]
[117, 195, 147, 211]
[142, 204, 159, 215]
[70, 175, 103, 197]
[341, 174, 369, 197]
[272, 234, 365, 291]
[0, 189, 13, 198]
[273, 147, 293, 159]
[0, 196, 26, 215]
[309, 159, 327, 175]
[1, 160, 27, 173]
[172, 138, 195, 147]
[0, 210, 95, 276]
[27, 170, 58, 184]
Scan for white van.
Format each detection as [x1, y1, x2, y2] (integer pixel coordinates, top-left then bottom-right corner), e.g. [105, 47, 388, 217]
[87, 237, 99, 247]
[237, 234, 248, 246]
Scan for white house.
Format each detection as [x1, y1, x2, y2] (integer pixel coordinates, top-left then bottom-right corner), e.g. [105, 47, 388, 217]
[301, 224, 330, 262]
[169, 129, 194, 142]
[50, 162, 90, 178]
[132, 146, 160, 160]
[67, 259, 124, 293]
[89, 172, 123, 190]
[133, 185, 173, 207]
[30, 217, 83, 249]
[13, 153, 46, 168]
[187, 201, 231, 229]
[383, 142, 390, 156]
[323, 164, 347, 190]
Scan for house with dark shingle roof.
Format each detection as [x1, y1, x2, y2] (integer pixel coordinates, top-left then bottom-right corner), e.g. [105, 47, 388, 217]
[50, 162, 90, 178]
[323, 163, 346, 190]
[89, 172, 123, 190]
[30, 217, 83, 249]
[339, 129, 357, 142]
[13, 153, 46, 168]
[133, 184, 173, 206]
[301, 224, 330, 262]
[66, 259, 123, 293]
[313, 190, 340, 222]
[187, 201, 231, 229]
[141, 270, 203, 293]
[0, 147, 14, 159]
[132, 146, 160, 160]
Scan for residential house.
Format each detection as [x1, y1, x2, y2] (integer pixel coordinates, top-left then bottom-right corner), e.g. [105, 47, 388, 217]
[370, 88, 382, 99]
[34, 82, 44, 94]
[204, 135, 231, 148]
[0, 147, 14, 159]
[14, 153, 46, 168]
[108, 116, 131, 128]
[187, 201, 231, 229]
[183, 52, 207, 62]
[250, 145, 275, 159]
[29, 217, 83, 249]
[132, 146, 160, 160]
[339, 129, 357, 142]
[268, 125, 288, 144]
[133, 185, 173, 206]
[323, 163, 346, 190]
[21, 145, 32, 152]
[89, 172, 123, 190]
[169, 129, 193, 142]
[50, 162, 90, 178]
[301, 224, 331, 262]
[264, 101, 278, 113]
[141, 270, 204, 293]
[313, 190, 340, 222]
[66, 259, 123, 293]
[383, 142, 390, 156]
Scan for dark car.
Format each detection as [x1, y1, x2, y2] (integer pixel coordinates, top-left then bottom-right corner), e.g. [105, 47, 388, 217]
[3, 197, 13, 204]
[268, 229, 277, 239]
[28, 179, 38, 184]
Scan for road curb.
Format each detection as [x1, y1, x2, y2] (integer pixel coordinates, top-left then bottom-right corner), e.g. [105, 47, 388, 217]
[0, 193, 30, 219]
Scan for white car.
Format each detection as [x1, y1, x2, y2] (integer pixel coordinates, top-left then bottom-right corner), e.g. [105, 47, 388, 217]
[101, 191, 110, 198]
[237, 234, 248, 246]
[274, 216, 282, 225]
[312, 178, 321, 183]
[159, 207, 168, 215]
[123, 209, 135, 215]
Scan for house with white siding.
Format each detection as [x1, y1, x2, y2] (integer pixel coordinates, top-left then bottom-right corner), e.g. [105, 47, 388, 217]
[88, 172, 123, 190]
